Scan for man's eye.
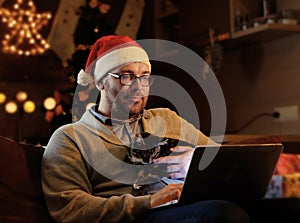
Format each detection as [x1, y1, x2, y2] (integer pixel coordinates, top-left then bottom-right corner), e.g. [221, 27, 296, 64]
[141, 76, 149, 81]
[122, 74, 133, 80]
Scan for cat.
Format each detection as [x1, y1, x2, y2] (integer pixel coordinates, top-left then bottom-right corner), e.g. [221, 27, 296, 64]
[127, 133, 178, 191]
[128, 132, 178, 165]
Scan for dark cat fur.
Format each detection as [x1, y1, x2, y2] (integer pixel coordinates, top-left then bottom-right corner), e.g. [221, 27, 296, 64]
[128, 132, 178, 165]
[128, 133, 178, 191]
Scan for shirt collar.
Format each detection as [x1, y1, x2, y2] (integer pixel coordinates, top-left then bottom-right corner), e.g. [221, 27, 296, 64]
[89, 105, 145, 125]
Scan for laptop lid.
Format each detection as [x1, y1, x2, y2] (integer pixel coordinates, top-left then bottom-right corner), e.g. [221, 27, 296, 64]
[178, 143, 283, 205]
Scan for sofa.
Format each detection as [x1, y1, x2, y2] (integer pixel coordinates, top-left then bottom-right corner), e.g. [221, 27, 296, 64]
[1, 135, 300, 223]
[0, 136, 54, 223]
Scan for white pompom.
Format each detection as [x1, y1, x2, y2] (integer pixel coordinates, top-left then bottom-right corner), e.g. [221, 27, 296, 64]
[77, 69, 94, 86]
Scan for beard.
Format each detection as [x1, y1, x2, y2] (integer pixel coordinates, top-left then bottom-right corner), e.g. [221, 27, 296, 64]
[127, 96, 148, 116]
[104, 81, 148, 119]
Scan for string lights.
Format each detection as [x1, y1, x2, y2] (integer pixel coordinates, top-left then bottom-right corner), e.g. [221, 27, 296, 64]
[0, 0, 52, 56]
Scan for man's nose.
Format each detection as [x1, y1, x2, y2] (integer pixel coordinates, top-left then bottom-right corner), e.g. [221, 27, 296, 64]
[131, 77, 143, 89]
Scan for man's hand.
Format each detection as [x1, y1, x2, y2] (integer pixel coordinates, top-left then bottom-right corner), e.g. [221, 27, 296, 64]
[153, 146, 194, 179]
[150, 183, 183, 208]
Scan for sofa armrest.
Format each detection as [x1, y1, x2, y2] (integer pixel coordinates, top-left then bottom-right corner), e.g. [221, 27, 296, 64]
[0, 136, 54, 223]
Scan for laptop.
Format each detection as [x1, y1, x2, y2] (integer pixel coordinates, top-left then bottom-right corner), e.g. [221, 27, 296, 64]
[154, 143, 283, 208]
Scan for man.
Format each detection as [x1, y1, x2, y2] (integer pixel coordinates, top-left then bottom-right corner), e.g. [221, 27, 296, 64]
[41, 35, 249, 223]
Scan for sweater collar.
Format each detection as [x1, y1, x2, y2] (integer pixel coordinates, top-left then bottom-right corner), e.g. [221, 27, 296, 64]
[89, 104, 148, 125]
[77, 107, 151, 146]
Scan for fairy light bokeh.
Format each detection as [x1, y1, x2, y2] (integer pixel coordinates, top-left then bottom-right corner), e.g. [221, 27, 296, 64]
[0, 0, 51, 56]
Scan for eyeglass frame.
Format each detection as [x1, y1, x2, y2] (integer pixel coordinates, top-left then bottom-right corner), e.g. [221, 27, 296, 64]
[107, 72, 154, 86]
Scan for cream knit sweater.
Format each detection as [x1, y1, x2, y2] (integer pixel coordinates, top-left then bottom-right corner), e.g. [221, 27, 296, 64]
[41, 108, 211, 223]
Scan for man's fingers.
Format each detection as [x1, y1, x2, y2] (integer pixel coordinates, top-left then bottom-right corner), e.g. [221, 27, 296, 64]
[167, 164, 181, 173]
[169, 172, 185, 179]
[170, 146, 194, 153]
[154, 155, 181, 164]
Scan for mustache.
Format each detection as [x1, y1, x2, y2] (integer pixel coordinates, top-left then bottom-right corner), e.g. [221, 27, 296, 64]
[126, 92, 147, 98]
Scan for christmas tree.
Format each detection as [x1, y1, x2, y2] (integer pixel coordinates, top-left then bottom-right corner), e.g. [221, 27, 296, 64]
[46, 0, 130, 123]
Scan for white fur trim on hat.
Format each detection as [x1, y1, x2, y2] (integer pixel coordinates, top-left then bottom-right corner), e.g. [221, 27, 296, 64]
[94, 46, 151, 83]
[77, 69, 94, 86]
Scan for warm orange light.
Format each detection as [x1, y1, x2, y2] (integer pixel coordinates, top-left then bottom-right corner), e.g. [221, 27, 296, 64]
[16, 90, 28, 102]
[5, 101, 18, 114]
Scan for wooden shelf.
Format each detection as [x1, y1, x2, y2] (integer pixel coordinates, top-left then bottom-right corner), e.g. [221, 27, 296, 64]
[152, 1, 300, 51]
[218, 23, 300, 51]
[231, 23, 300, 39]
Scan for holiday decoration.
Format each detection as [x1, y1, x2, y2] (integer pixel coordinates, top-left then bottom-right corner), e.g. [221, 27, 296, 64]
[47, 0, 85, 62]
[45, 0, 146, 124]
[115, 0, 145, 39]
[68, 0, 121, 121]
[0, 0, 52, 56]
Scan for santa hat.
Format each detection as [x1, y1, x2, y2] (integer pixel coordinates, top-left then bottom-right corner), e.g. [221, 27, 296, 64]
[77, 35, 151, 86]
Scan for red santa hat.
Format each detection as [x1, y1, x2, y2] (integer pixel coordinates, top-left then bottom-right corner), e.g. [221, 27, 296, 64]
[77, 35, 151, 86]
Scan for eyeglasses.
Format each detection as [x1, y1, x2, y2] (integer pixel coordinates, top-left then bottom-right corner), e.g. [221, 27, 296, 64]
[108, 73, 154, 86]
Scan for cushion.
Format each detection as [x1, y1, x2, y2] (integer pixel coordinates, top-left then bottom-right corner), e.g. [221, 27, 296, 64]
[275, 153, 300, 175]
[0, 136, 54, 223]
[267, 173, 300, 198]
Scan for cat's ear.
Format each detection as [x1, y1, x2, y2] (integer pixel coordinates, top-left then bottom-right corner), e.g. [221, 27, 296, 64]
[140, 132, 151, 138]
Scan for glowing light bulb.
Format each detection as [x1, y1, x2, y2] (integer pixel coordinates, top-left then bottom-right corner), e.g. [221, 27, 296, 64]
[5, 101, 18, 114]
[10, 46, 16, 52]
[0, 93, 7, 104]
[8, 21, 15, 27]
[23, 100, 35, 113]
[16, 90, 28, 102]
[43, 97, 56, 110]
[0, 0, 52, 56]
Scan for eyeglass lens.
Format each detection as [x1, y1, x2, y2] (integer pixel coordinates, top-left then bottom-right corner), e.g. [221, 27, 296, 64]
[121, 74, 153, 86]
